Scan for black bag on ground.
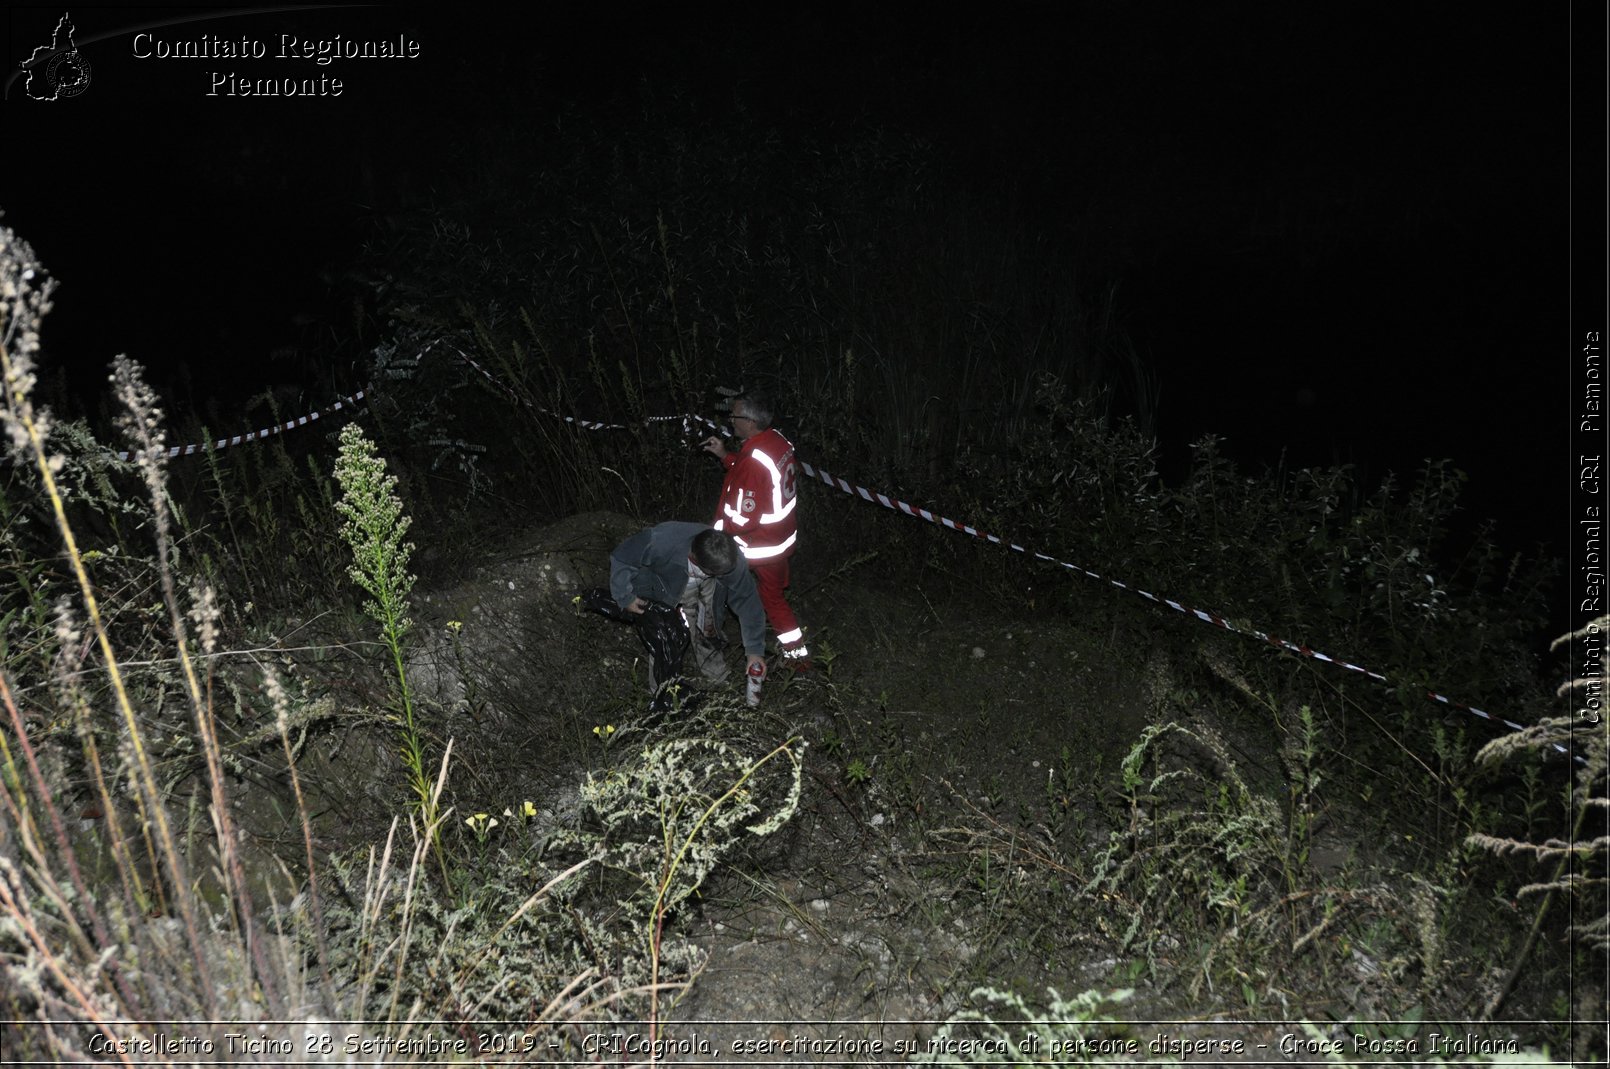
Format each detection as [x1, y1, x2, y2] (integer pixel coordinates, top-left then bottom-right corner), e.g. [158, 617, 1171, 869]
[580, 588, 702, 715]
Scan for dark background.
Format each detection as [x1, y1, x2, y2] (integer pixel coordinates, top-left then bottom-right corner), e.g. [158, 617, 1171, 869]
[0, 4, 1589, 602]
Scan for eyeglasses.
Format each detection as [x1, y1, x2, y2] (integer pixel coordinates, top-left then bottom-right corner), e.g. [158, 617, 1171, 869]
[731, 413, 755, 423]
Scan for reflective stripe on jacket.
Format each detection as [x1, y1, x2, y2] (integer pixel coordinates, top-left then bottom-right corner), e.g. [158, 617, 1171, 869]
[712, 427, 798, 560]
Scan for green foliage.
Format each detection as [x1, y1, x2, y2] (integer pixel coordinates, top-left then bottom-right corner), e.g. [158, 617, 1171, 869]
[0, 223, 302, 1052]
[309, 729, 804, 1028]
[919, 983, 1565, 1069]
[549, 729, 803, 994]
[139, 396, 352, 616]
[939, 375, 1552, 793]
[0, 213, 794, 1058]
[980, 384, 1544, 689]
[1463, 616, 1608, 1022]
[1086, 721, 1383, 1002]
[1166, 444, 1549, 723]
[333, 423, 432, 826]
[334, 422, 416, 649]
[311, 806, 605, 1028]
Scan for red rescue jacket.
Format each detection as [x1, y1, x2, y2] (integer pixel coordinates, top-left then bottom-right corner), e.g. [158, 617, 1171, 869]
[712, 427, 798, 561]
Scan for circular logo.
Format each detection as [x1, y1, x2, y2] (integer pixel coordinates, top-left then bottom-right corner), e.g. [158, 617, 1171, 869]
[741, 496, 756, 513]
[46, 50, 92, 98]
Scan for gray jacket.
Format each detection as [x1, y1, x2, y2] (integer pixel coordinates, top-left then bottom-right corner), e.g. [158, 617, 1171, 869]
[610, 522, 767, 656]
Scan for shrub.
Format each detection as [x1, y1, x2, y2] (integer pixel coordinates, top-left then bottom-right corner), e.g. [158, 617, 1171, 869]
[548, 726, 803, 1006]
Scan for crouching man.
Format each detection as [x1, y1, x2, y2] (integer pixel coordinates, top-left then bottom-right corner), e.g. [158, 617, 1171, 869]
[608, 522, 767, 700]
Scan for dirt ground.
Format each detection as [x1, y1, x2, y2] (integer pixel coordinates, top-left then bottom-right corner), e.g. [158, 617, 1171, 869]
[256, 511, 1153, 1020]
[224, 509, 1597, 1063]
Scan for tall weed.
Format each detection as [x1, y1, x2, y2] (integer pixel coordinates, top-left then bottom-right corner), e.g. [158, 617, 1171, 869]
[1, 219, 819, 1062]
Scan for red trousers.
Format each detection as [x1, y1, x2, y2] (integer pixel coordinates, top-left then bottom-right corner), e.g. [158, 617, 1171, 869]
[750, 558, 804, 650]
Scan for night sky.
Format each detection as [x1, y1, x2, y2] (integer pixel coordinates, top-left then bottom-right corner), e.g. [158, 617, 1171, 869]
[2, 5, 1598, 593]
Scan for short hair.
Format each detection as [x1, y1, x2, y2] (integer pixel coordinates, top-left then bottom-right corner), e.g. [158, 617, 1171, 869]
[692, 528, 740, 576]
[734, 393, 774, 430]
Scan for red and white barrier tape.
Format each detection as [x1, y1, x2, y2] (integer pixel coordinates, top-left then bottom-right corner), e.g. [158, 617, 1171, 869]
[821, 464, 1591, 761]
[448, 344, 1577, 761]
[443, 343, 697, 434]
[113, 389, 368, 462]
[826, 462, 1577, 761]
[797, 461, 1578, 755]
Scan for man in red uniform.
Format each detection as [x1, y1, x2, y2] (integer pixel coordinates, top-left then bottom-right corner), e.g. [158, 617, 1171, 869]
[701, 393, 810, 668]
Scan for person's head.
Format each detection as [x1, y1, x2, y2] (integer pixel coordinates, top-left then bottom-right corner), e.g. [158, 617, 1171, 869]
[690, 528, 741, 577]
[730, 394, 774, 437]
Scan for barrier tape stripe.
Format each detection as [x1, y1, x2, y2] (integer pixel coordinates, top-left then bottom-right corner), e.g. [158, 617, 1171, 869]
[861, 470, 1571, 754]
[797, 460, 1582, 760]
[112, 389, 368, 461]
[804, 462, 1400, 679]
[444, 342, 696, 433]
[104, 337, 668, 461]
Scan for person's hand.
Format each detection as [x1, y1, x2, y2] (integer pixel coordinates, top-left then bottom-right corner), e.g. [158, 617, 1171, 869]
[625, 597, 647, 614]
[701, 435, 728, 459]
[746, 654, 766, 674]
